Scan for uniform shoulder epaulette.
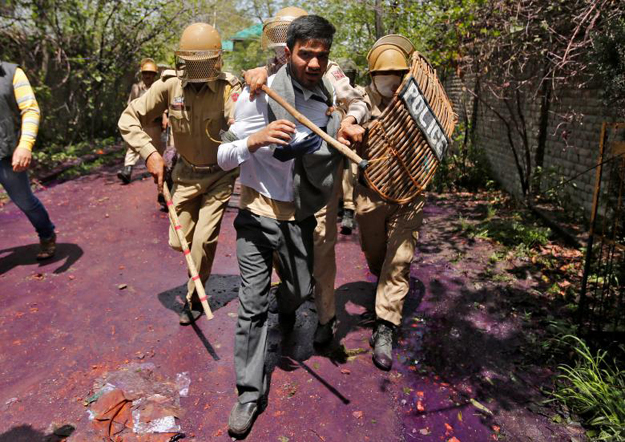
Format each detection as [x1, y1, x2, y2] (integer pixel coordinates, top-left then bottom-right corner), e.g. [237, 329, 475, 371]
[219, 71, 241, 87]
[161, 69, 178, 80]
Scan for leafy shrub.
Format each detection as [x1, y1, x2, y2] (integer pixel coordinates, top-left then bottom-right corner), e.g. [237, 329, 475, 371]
[552, 336, 625, 441]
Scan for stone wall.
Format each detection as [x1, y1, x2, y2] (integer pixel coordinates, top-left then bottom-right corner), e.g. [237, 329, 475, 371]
[444, 74, 616, 219]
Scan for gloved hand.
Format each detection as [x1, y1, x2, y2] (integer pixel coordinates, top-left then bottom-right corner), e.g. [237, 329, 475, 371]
[273, 132, 323, 162]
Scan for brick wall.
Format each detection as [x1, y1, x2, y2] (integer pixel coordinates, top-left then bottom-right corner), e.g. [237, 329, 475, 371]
[444, 74, 616, 219]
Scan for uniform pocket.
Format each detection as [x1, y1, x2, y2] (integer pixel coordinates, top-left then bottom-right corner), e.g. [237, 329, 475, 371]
[169, 109, 191, 135]
[203, 113, 222, 144]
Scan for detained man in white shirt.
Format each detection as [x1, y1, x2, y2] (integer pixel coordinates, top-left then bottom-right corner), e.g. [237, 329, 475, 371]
[217, 15, 363, 436]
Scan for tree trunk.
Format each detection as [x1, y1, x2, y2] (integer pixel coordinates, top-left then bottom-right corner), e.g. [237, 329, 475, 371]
[374, 0, 385, 39]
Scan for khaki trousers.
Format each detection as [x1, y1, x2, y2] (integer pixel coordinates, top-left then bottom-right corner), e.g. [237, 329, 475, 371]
[354, 184, 425, 326]
[341, 161, 357, 212]
[313, 168, 342, 325]
[124, 125, 163, 167]
[168, 161, 237, 300]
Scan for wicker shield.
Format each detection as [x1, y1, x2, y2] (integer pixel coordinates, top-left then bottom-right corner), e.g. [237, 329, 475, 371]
[360, 52, 457, 204]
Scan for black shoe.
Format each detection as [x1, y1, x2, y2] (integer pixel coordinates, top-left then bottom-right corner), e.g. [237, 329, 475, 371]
[370, 320, 395, 371]
[117, 166, 132, 184]
[157, 193, 168, 212]
[179, 301, 203, 325]
[340, 209, 354, 235]
[278, 311, 296, 333]
[313, 316, 336, 347]
[228, 401, 258, 436]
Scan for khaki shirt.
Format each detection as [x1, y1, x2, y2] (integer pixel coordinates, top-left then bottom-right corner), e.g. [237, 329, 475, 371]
[325, 60, 369, 124]
[119, 71, 242, 166]
[128, 81, 162, 128]
[128, 81, 148, 103]
[239, 185, 296, 221]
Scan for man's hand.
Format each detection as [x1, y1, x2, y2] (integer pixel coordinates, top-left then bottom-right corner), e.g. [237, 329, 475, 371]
[146, 151, 166, 192]
[244, 67, 269, 100]
[12, 147, 32, 172]
[247, 119, 296, 153]
[337, 116, 365, 146]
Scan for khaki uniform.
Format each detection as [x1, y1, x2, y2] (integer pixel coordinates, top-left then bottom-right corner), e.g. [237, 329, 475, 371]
[312, 66, 369, 326]
[354, 84, 426, 326]
[123, 81, 164, 167]
[119, 70, 242, 300]
[339, 84, 366, 212]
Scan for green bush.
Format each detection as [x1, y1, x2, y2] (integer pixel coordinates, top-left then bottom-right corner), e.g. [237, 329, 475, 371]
[432, 123, 495, 193]
[552, 336, 625, 441]
[592, 17, 625, 118]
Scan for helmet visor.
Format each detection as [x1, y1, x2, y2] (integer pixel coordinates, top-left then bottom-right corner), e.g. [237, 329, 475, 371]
[261, 18, 293, 50]
[175, 49, 222, 82]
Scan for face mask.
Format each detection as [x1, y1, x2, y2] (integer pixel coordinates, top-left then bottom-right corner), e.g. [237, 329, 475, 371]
[373, 74, 402, 98]
[274, 46, 288, 66]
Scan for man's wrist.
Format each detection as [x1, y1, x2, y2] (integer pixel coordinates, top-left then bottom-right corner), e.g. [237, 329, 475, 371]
[342, 116, 357, 126]
[16, 143, 34, 152]
[246, 134, 257, 151]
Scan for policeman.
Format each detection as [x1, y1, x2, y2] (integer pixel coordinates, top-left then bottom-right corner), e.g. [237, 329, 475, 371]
[119, 23, 242, 324]
[336, 59, 361, 235]
[244, 7, 369, 347]
[356, 36, 426, 371]
[117, 58, 165, 185]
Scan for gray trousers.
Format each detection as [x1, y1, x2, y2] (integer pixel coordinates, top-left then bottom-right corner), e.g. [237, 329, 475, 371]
[233, 209, 316, 404]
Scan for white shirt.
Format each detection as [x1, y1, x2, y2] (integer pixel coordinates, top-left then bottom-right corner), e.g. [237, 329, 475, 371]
[217, 74, 331, 202]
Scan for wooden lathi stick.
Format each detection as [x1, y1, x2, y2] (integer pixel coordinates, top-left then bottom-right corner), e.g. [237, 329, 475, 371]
[162, 182, 214, 320]
[261, 84, 369, 170]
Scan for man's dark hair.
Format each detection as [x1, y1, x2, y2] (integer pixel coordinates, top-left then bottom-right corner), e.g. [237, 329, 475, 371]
[286, 15, 336, 51]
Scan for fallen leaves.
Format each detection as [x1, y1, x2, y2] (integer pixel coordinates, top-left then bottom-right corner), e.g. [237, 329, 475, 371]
[340, 368, 351, 375]
[352, 410, 363, 419]
[470, 398, 493, 415]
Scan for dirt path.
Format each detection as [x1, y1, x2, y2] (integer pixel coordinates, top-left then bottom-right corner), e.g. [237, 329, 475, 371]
[0, 166, 585, 441]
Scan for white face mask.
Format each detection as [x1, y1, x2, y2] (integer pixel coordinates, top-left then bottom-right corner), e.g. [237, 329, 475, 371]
[373, 74, 403, 98]
[274, 46, 288, 66]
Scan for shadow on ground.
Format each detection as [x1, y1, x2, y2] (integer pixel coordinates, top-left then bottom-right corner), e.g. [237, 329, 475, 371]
[0, 424, 74, 442]
[384, 193, 588, 440]
[0, 243, 83, 275]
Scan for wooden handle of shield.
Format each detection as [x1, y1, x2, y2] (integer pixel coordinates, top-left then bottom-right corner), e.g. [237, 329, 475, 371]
[162, 182, 214, 320]
[260, 85, 369, 170]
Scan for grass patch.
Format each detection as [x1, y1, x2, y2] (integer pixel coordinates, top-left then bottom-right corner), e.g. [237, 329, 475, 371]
[457, 210, 551, 255]
[551, 336, 625, 441]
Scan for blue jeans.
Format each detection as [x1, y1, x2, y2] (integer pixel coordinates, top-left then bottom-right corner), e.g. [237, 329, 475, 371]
[0, 158, 55, 240]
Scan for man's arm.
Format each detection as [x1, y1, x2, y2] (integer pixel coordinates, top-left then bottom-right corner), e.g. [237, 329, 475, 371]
[118, 79, 169, 189]
[127, 83, 141, 105]
[11, 67, 40, 172]
[223, 73, 243, 125]
[325, 62, 370, 125]
[118, 80, 169, 159]
[218, 120, 296, 171]
[324, 63, 367, 146]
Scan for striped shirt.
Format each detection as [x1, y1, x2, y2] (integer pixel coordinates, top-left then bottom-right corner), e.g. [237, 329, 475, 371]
[12, 67, 40, 151]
